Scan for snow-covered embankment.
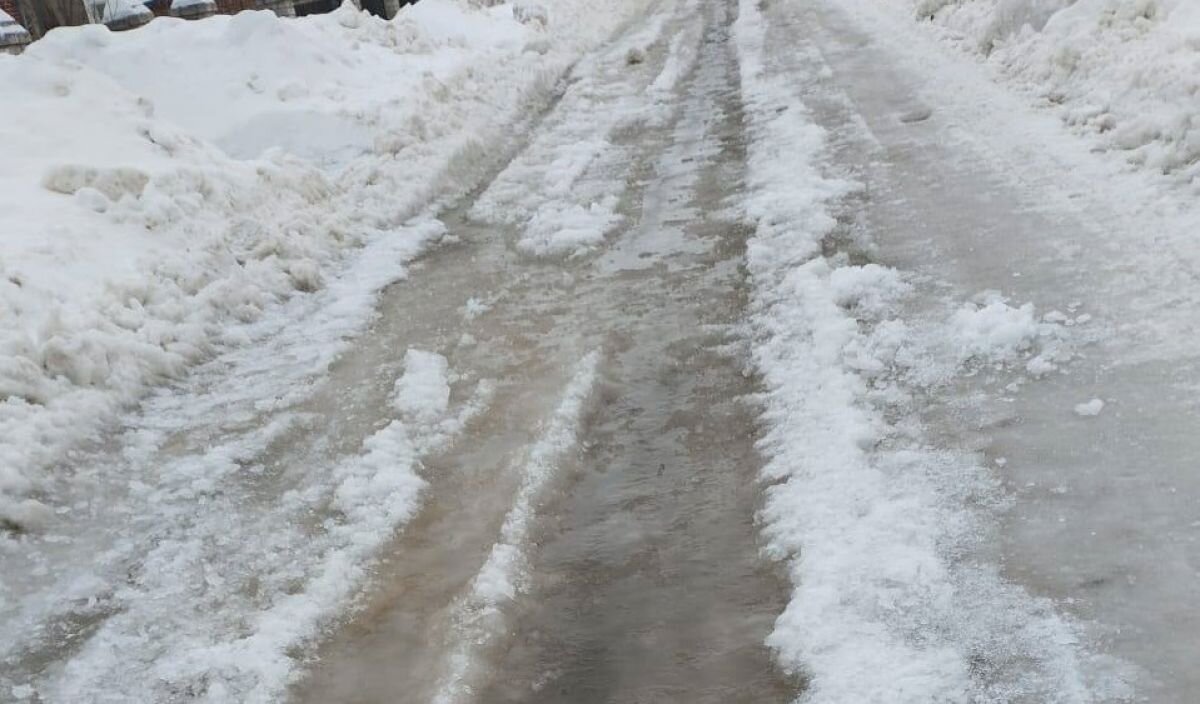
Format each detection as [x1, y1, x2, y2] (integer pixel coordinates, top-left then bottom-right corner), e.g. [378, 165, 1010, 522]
[904, 0, 1200, 181]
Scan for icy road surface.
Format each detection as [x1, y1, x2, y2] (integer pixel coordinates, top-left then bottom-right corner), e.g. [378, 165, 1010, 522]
[4, 0, 1200, 701]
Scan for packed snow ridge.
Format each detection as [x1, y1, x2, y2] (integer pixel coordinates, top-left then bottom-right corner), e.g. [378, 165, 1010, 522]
[0, 0, 649, 531]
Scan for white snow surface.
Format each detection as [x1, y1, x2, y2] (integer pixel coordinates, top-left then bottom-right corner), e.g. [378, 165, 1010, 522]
[0, 0, 647, 531]
[392, 349, 452, 424]
[902, 0, 1200, 182]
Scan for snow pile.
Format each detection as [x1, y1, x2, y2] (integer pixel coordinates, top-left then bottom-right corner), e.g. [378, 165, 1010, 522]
[828, 262, 912, 316]
[392, 348, 496, 453]
[946, 291, 1070, 368]
[907, 0, 1200, 180]
[0, 0, 652, 532]
[951, 296, 1041, 361]
[735, 0, 1123, 699]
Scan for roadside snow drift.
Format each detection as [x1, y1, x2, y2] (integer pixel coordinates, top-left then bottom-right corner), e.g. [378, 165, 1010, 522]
[904, 0, 1200, 181]
[0, 0, 642, 531]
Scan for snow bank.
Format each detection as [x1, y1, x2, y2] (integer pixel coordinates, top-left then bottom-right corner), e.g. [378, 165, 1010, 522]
[0, 0, 651, 531]
[905, 0, 1200, 181]
[735, 0, 1123, 699]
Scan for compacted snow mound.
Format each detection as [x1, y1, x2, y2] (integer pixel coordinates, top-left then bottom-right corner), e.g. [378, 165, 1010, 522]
[905, 0, 1200, 181]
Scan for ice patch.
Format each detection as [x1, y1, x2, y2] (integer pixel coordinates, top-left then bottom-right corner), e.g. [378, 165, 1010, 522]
[1074, 398, 1105, 417]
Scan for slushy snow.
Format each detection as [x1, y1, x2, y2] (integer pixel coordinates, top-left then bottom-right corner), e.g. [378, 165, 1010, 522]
[734, 0, 1121, 699]
[0, 0, 641, 531]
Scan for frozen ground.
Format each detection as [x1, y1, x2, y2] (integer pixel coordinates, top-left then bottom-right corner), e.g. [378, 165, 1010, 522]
[4, 0, 1200, 702]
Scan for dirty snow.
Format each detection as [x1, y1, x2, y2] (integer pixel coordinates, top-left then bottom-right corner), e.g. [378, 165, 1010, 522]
[0, 0, 643, 531]
[0, 0, 655, 696]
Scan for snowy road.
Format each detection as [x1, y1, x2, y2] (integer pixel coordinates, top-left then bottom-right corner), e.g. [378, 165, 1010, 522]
[297, 2, 793, 701]
[781, 1, 1200, 700]
[4, 0, 1200, 701]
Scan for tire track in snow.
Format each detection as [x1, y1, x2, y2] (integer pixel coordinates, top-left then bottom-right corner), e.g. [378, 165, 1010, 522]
[429, 351, 602, 704]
